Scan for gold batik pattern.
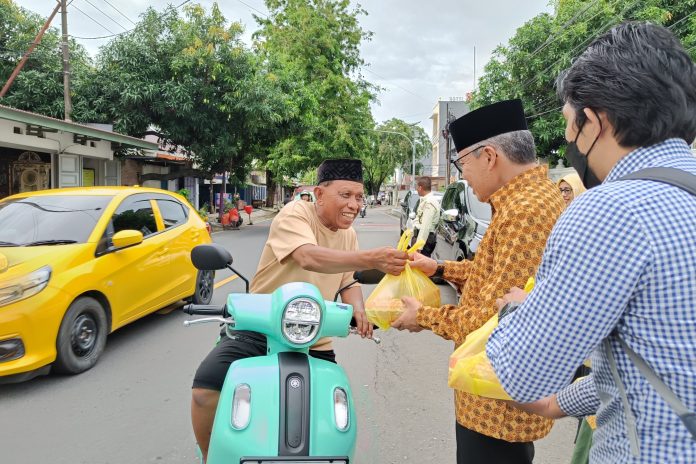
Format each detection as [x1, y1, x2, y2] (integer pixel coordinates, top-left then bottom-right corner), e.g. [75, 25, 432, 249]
[417, 165, 565, 442]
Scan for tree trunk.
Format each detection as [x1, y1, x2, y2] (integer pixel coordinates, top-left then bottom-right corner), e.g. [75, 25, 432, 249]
[218, 171, 227, 224]
[266, 169, 276, 208]
[209, 175, 215, 214]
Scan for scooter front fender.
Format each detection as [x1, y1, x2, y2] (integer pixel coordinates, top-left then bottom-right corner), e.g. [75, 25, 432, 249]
[207, 354, 356, 463]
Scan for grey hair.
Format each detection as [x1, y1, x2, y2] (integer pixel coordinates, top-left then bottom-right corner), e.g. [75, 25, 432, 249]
[475, 130, 537, 164]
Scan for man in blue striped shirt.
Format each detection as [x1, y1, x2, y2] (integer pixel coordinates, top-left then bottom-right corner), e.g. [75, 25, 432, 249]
[486, 22, 696, 463]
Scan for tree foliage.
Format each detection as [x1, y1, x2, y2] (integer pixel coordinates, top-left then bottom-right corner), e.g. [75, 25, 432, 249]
[253, 0, 377, 177]
[73, 4, 289, 181]
[361, 118, 430, 196]
[0, 0, 92, 118]
[472, 0, 696, 165]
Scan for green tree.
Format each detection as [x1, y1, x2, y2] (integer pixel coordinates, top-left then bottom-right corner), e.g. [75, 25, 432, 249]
[253, 0, 377, 201]
[0, 0, 92, 119]
[361, 118, 430, 196]
[74, 4, 289, 191]
[472, 0, 696, 165]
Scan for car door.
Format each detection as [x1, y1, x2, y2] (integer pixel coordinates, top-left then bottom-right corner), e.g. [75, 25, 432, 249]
[400, 191, 412, 232]
[463, 185, 492, 255]
[94, 193, 172, 328]
[433, 184, 460, 260]
[152, 194, 199, 299]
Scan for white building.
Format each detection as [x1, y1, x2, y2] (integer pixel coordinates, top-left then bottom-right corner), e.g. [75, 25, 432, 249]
[0, 104, 157, 198]
[429, 98, 469, 179]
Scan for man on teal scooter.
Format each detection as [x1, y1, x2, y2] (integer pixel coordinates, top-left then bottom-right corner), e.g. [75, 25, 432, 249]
[191, 158, 409, 462]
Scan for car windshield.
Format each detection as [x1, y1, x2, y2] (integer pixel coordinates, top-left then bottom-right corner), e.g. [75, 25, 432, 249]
[0, 195, 112, 246]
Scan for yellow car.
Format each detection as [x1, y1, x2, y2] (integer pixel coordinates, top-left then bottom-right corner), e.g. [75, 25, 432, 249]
[0, 187, 213, 383]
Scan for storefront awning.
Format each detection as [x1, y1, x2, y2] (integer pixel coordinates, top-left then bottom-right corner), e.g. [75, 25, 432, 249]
[0, 104, 158, 150]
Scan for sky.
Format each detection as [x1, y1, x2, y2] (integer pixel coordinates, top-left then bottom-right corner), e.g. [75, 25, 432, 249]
[15, 0, 553, 134]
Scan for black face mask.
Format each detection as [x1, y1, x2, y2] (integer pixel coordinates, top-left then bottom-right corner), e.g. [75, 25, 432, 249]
[565, 117, 602, 189]
[565, 142, 602, 189]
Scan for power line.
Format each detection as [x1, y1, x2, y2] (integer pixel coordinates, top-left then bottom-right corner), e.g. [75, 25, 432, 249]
[520, 0, 641, 96]
[526, 0, 600, 61]
[70, 0, 193, 40]
[101, 0, 137, 26]
[526, 105, 563, 120]
[522, 1, 696, 119]
[71, 3, 115, 35]
[235, 0, 268, 17]
[81, 0, 129, 32]
[362, 67, 430, 103]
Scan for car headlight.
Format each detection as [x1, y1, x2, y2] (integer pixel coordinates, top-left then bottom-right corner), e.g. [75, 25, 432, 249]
[281, 297, 321, 345]
[0, 266, 51, 308]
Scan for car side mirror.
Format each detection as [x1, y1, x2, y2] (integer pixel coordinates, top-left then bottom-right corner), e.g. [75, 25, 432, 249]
[112, 230, 143, 250]
[191, 243, 232, 270]
[408, 212, 416, 220]
[443, 208, 459, 222]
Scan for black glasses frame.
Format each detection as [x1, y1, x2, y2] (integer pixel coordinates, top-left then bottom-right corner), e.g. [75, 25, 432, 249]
[451, 145, 485, 173]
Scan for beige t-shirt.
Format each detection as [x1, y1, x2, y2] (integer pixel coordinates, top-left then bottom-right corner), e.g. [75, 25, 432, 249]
[250, 200, 359, 350]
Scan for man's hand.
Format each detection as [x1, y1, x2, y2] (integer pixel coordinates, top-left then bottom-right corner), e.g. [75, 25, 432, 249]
[495, 287, 528, 311]
[408, 252, 437, 276]
[371, 247, 409, 276]
[352, 308, 373, 339]
[391, 296, 424, 332]
[506, 394, 567, 419]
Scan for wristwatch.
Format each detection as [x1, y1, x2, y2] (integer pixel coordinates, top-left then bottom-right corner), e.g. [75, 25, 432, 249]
[433, 260, 445, 279]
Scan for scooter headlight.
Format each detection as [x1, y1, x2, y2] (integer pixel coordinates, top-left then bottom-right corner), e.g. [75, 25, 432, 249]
[333, 387, 349, 431]
[231, 384, 251, 430]
[281, 297, 321, 345]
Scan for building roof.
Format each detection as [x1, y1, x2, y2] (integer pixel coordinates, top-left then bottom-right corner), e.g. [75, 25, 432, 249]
[0, 104, 158, 150]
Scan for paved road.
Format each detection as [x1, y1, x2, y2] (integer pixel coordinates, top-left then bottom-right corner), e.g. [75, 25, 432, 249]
[0, 205, 576, 463]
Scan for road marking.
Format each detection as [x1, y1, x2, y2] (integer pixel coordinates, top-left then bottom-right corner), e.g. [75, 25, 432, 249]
[214, 274, 239, 289]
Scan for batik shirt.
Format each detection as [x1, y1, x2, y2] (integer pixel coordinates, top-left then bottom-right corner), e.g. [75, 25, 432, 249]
[417, 165, 565, 442]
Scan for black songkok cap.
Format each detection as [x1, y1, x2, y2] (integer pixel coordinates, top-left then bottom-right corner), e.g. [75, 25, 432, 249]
[317, 158, 363, 184]
[448, 99, 528, 153]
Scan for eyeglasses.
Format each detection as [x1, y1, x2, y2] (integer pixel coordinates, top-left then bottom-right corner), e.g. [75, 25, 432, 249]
[559, 188, 573, 194]
[451, 145, 485, 173]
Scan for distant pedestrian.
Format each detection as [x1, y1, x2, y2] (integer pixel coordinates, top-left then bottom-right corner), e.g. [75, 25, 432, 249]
[411, 176, 439, 257]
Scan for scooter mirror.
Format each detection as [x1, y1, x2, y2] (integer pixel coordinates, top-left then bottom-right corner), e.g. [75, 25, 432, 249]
[353, 269, 385, 285]
[191, 243, 233, 270]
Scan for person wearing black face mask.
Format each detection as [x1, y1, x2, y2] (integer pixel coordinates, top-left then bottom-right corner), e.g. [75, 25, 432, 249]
[564, 114, 602, 189]
[487, 22, 696, 463]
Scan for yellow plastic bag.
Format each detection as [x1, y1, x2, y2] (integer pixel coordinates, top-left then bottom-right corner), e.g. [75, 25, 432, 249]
[364, 230, 441, 330]
[447, 278, 535, 400]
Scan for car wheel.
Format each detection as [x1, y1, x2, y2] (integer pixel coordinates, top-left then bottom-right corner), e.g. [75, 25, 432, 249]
[193, 270, 215, 304]
[54, 297, 108, 375]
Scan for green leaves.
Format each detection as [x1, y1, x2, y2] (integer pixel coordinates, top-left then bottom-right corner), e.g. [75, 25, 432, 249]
[472, 0, 695, 166]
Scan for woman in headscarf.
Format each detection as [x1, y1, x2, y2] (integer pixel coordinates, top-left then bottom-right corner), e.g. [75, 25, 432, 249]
[559, 172, 591, 464]
[557, 172, 586, 208]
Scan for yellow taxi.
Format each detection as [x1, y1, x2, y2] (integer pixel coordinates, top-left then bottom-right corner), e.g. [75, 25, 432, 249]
[0, 187, 213, 382]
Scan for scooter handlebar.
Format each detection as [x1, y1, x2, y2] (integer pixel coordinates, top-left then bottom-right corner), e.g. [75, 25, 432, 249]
[182, 304, 225, 316]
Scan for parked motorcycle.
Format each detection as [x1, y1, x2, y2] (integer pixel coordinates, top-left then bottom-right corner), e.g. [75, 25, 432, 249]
[184, 243, 383, 464]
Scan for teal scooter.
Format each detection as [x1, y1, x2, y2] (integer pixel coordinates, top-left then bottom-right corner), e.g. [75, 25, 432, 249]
[184, 243, 383, 464]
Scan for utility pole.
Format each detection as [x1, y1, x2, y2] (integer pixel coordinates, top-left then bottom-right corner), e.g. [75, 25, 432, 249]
[61, 0, 73, 121]
[444, 102, 451, 187]
[0, 3, 61, 98]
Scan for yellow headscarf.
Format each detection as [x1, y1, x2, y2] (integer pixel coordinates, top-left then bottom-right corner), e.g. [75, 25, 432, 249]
[557, 172, 586, 198]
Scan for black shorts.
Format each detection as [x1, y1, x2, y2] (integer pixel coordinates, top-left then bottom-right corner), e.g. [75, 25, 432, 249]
[192, 330, 337, 391]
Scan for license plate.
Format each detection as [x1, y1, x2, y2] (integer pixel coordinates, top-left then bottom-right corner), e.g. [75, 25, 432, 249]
[241, 460, 347, 464]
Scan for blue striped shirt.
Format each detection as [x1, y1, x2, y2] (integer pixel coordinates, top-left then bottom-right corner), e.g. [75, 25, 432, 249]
[487, 138, 696, 463]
